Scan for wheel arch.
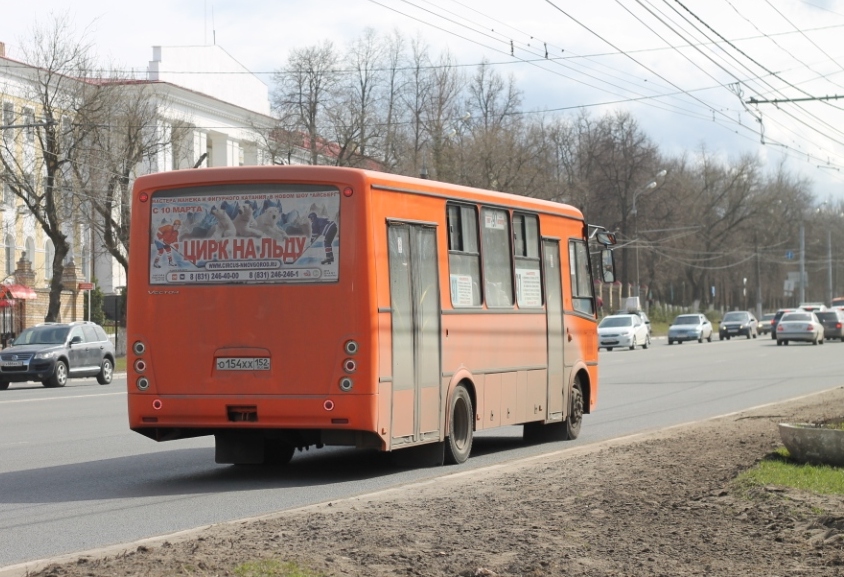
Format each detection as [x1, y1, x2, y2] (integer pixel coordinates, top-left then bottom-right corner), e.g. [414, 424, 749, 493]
[445, 369, 477, 437]
[571, 364, 593, 415]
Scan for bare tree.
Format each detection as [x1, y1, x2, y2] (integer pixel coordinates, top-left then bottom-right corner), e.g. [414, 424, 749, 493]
[71, 78, 189, 279]
[0, 15, 106, 321]
[272, 41, 339, 165]
[421, 50, 462, 180]
[322, 29, 386, 167]
[378, 30, 409, 172]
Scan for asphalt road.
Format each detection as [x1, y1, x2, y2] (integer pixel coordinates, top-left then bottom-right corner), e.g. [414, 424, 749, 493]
[1, 334, 843, 570]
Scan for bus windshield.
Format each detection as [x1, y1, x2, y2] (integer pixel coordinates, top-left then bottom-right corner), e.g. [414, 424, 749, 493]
[149, 183, 340, 286]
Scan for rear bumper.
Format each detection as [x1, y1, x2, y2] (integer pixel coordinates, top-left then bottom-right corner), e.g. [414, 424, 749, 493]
[776, 332, 820, 342]
[128, 393, 381, 438]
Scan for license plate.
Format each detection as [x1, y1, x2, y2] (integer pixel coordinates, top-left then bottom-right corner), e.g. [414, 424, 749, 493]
[216, 357, 270, 371]
[1, 361, 24, 367]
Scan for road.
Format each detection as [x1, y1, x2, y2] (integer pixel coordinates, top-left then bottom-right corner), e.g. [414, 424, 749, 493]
[1, 335, 843, 569]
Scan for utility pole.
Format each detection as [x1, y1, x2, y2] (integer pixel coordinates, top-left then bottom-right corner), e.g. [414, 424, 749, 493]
[755, 234, 762, 319]
[799, 223, 806, 304]
[828, 230, 833, 306]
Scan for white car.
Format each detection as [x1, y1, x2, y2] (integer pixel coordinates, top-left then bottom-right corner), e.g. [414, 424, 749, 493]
[776, 311, 825, 346]
[598, 314, 650, 351]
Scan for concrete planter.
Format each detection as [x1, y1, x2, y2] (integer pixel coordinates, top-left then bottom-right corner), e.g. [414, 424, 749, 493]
[778, 422, 844, 467]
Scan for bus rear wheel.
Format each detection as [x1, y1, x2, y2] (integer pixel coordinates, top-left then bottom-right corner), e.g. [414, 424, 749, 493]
[264, 440, 295, 466]
[563, 377, 584, 441]
[444, 385, 473, 465]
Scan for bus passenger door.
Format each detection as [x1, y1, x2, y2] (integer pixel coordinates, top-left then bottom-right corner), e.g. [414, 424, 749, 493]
[543, 239, 565, 419]
[387, 222, 441, 446]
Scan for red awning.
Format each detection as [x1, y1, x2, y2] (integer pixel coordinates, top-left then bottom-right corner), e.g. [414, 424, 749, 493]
[0, 284, 36, 299]
[0, 299, 13, 308]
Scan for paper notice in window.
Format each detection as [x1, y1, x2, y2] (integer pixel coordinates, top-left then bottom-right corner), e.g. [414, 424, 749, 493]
[516, 268, 542, 307]
[450, 274, 475, 306]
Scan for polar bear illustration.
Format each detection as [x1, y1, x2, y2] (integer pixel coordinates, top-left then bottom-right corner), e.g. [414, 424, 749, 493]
[232, 202, 263, 238]
[210, 204, 237, 238]
[255, 206, 288, 241]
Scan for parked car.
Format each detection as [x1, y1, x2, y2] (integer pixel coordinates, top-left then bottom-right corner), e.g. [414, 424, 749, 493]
[598, 314, 650, 351]
[667, 313, 713, 344]
[614, 309, 651, 336]
[770, 308, 797, 340]
[758, 313, 776, 336]
[776, 311, 824, 345]
[718, 311, 758, 340]
[0, 321, 115, 390]
[815, 310, 844, 341]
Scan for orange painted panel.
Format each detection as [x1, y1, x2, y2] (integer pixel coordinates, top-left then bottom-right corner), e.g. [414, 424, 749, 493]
[483, 373, 502, 429]
[391, 388, 415, 439]
[501, 372, 520, 425]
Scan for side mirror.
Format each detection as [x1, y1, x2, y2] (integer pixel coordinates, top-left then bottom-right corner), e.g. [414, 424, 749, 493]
[600, 249, 615, 283]
[70, 335, 83, 345]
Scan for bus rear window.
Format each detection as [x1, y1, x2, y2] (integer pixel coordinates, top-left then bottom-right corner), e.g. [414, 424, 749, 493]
[148, 183, 340, 285]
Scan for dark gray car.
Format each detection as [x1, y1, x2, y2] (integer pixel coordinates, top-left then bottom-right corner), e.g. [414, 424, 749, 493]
[0, 321, 115, 390]
[718, 311, 758, 340]
[816, 310, 844, 341]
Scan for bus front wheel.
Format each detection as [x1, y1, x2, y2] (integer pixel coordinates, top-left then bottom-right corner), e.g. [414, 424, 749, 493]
[444, 385, 473, 465]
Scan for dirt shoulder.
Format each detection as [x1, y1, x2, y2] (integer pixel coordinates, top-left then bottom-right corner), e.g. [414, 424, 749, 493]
[14, 387, 844, 577]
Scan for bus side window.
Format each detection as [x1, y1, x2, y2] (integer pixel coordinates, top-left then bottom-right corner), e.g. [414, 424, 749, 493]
[513, 213, 542, 308]
[569, 240, 595, 315]
[447, 203, 482, 307]
[481, 207, 514, 308]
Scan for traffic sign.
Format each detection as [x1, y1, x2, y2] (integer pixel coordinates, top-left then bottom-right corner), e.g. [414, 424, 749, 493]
[77, 282, 94, 291]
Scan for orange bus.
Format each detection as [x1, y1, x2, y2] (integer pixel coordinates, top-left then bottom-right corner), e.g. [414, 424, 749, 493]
[127, 166, 616, 466]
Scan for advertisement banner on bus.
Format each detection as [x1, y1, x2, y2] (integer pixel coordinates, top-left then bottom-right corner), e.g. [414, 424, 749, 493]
[148, 187, 340, 285]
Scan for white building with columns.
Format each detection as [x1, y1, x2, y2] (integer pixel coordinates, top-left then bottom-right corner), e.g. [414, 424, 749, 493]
[92, 44, 278, 298]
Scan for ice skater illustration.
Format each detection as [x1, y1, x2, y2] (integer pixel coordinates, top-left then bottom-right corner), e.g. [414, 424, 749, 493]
[308, 212, 338, 265]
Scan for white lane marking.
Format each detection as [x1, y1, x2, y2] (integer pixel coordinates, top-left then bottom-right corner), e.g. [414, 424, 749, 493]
[0, 391, 126, 405]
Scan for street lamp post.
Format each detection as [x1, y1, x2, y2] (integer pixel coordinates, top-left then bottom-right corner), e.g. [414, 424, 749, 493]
[630, 170, 667, 300]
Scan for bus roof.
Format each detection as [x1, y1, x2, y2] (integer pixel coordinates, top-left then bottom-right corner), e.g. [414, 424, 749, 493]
[132, 165, 585, 220]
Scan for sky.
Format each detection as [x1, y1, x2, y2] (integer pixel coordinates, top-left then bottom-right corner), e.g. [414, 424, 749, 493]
[4, 0, 844, 202]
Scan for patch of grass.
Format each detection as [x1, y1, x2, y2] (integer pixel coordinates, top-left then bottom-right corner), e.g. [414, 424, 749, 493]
[735, 448, 844, 495]
[234, 559, 325, 577]
[650, 321, 669, 337]
[114, 356, 127, 373]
